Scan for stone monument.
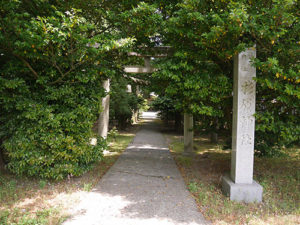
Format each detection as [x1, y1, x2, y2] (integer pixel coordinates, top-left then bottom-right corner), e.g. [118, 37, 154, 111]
[222, 47, 263, 203]
[184, 113, 194, 154]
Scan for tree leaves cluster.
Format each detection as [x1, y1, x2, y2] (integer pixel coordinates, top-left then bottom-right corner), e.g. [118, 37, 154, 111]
[0, 0, 134, 179]
[151, 0, 299, 156]
[0, 0, 299, 180]
[109, 78, 144, 129]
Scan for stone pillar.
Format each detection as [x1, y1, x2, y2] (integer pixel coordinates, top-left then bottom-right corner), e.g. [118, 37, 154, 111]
[174, 112, 183, 133]
[136, 85, 141, 95]
[135, 85, 141, 122]
[222, 47, 263, 203]
[144, 57, 151, 68]
[98, 79, 110, 138]
[132, 110, 138, 124]
[0, 151, 5, 170]
[126, 84, 132, 93]
[184, 113, 193, 154]
[210, 132, 218, 144]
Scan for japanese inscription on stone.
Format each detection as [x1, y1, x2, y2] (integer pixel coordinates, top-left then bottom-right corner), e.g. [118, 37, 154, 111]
[236, 48, 256, 147]
[231, 47, 257, 184]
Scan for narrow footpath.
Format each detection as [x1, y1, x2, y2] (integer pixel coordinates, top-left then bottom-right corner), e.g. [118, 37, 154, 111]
[64, 112, 208, 225]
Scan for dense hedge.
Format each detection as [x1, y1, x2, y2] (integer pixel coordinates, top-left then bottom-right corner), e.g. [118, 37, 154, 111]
[0, 1, 110, 179]
[1, 0, 299, 182]
[151, 0, 299, 156]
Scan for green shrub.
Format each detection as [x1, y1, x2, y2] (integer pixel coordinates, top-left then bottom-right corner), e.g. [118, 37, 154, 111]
[152, 0, 299, 156]
[0, 2, 113, 179]
[110, 80, 139, 129]
[151, 96, 178, 121]
[255, 111, 299, 157]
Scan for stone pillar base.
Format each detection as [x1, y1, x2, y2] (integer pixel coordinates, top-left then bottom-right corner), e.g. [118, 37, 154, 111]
[222, 175, 263, 203]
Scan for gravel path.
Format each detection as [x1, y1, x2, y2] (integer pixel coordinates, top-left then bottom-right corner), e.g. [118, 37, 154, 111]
[63, 112, 208, 225]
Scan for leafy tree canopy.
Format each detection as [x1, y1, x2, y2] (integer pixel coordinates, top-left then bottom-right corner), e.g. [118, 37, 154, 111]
[0, 0, 299, 180]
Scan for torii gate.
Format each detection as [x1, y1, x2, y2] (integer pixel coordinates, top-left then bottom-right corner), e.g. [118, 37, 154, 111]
[125, 47, 195, 157]
[98, 46, 263, 203]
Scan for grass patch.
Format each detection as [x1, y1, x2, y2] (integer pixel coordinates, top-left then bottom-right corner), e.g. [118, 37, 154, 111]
[166, 133, 300, 225]
[0, 207, 64, 225]
[0, 124, 139, 225]
[177, 156, 193, 167]
[169, 139, 184, 154]
[83, 183, 93, 192]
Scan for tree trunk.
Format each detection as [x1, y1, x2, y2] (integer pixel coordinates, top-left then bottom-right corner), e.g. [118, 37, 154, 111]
[174, 112, 183, 133]
[210, 117, 219, 143]
[210, 132, 218, 143]
[184, 113, 194, 154]
[0, 147, 5, 170]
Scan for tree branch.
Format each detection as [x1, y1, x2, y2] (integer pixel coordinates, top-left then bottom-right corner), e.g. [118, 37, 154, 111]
[13, 53, 39, 79]
[49, 61, 85, 85]
[1, 30, 39, 79]
[89, 25, 113, 38]
[250, 32, 271, 52]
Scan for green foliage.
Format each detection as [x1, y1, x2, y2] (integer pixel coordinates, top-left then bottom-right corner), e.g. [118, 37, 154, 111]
[109, 79, 141, 129]
[108, 127, 119, 141]
[151, 96, 179, 120]
[119, 2, 163, 46]
[0, 178, 17, 201]
[0, 1, 132, 179]
[83, 183, 93, 192]
[0, 207, 62, 225]
[151, 0, 299, 155]
[177, 156, 192, 167]
[39, 180, 47, 189]
[255, 112, 299, 157]
[0, 0, 299, 183]
[188, 181, 198, 193]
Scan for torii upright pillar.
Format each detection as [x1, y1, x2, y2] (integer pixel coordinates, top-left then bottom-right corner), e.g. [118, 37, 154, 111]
[98, 79, 110, 139]
[133, 85, 141, 123]
[222, 47, 263, 203]
[184, 113, 194, 154]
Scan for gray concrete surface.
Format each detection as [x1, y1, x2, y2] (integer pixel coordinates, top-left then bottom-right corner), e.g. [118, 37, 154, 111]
[222, 175, 263, 203]
[64, 112, 208, 225]
[222, 48, 263, 203]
